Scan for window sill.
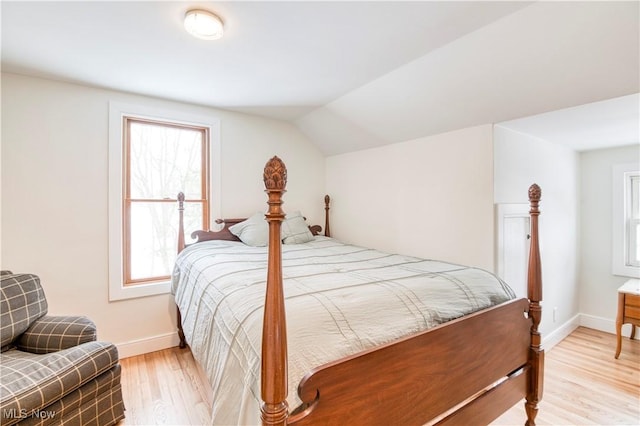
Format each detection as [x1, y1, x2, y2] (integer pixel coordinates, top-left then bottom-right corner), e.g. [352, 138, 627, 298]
[109, 279, 171, 301]
[613, 265, 640, 279]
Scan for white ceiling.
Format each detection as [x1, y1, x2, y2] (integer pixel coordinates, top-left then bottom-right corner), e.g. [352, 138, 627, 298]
[498, 93, 639, 152]
[2, 1, 639, 155]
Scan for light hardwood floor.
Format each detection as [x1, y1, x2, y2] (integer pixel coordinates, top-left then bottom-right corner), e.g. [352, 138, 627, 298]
[119, 327, 639, 425]
[492, 327, 639, 425]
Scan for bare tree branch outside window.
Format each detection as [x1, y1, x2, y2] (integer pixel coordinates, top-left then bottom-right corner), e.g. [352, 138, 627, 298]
[124, 118, 209, 285]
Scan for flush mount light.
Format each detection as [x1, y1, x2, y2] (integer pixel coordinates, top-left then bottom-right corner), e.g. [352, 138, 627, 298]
[184, 9, 224, 40]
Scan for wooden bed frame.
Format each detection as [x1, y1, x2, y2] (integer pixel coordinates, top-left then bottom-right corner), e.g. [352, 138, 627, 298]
[176, 156, 544, 426]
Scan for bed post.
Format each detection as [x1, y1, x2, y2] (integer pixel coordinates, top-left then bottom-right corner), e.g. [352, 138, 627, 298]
[324, 195, 331, 237]
[525, 184, 544, 426]
[176, 192, 187, 349]
[262, 156, 289, 426]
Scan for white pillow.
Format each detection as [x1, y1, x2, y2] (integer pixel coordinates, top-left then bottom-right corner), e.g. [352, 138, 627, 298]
[281, 211, 314, 244]
[229, 212, 268, 247]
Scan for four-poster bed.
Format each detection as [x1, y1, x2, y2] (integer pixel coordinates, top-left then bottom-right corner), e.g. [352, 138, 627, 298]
[172, 156, 544, 426]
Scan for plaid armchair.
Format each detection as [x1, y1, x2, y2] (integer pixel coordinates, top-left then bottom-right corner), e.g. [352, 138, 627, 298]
[0, 272, 125, 425]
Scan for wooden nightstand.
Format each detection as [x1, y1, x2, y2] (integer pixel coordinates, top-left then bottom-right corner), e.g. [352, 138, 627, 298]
[615, 278, 640, 359]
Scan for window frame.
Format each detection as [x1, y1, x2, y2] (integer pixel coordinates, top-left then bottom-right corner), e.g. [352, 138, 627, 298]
[612, 162, 640, 278]
[123, 116, 210, 286]
[109, 102, 221, 301]
[626, 174, 640, 268]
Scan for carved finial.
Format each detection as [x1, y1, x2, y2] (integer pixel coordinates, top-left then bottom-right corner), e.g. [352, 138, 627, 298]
[264, 156, 288, 191]
[528, 184, 541, 203]
[177, 192, 185, 212]
[324, 194, 331, 238]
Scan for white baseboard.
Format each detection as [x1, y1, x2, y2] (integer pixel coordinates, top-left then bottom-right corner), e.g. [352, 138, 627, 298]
[116, 331, 181, 359]
[579, 313, 640, 340]
[541, 313, 639, 352]
[542, 314, 580, 350]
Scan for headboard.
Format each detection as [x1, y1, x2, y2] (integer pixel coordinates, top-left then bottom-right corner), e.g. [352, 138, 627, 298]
[176, 195, 330, 253]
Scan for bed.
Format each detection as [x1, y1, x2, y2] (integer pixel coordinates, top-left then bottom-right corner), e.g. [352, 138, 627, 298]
[172, 156, 543, 426]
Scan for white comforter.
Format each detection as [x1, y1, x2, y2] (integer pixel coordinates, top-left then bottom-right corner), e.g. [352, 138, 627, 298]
[171, 236, 515, 425]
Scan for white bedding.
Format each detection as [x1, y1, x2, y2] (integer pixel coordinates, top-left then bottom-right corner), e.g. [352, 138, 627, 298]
[171, 236, 515, 425]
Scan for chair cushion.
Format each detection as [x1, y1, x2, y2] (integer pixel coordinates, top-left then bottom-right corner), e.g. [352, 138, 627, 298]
[0, 341, 119, 419]
[0, 274, 48, 350]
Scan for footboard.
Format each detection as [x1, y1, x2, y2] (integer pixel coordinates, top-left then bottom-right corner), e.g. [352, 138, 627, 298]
[289, 298, 531, 425]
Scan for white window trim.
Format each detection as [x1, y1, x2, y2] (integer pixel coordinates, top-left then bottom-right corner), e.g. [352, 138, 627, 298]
[108, 102, 221, 301]
[612, 162, 640, 278]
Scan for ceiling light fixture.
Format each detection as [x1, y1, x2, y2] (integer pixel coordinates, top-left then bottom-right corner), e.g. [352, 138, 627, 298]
[184, 9, 224, 40]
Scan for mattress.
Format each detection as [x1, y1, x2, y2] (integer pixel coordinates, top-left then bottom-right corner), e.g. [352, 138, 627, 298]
[171, 236, 515, 425]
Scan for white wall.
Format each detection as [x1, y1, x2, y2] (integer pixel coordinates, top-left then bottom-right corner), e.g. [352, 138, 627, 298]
[326, 124, 495, 270]
[580, 144, 640, 335]
[4, 71, 628, 359]
[494, 125, 580, 340]
[1, 73, 325, 357]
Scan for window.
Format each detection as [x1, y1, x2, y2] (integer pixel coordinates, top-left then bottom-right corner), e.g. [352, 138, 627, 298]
[613, 163, 640, 277]
[123, 117, 209, 285]
[627, 174, 640, 267]
[109, 102, 220, 300]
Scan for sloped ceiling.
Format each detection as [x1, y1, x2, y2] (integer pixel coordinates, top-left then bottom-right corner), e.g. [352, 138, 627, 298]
[295, 1, 640, 154]
[2, 1, 638, 155]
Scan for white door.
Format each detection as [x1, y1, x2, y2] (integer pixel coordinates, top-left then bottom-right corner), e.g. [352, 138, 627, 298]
[496, 204, 530, 299]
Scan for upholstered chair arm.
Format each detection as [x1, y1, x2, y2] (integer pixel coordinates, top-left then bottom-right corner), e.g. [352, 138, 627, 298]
[17, 316, 97, 354]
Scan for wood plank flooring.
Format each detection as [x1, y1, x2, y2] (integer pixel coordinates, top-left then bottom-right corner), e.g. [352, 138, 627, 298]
[493, 327, 639, 425]
[119, 347, 211, 425]
[119, 327, 639, 425]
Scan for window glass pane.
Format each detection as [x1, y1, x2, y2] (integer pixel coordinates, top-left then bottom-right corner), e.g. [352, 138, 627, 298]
[634, 222, 640, 266]
[627, 174, 640, 267]
[631, 174, 639, 220]
[129, 201, 204, 281]
[629, 219, 640, 267]
[129, 121, 203, 199]
[612, 164, 639, 276]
